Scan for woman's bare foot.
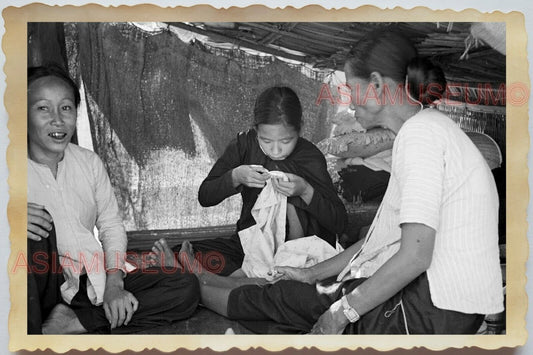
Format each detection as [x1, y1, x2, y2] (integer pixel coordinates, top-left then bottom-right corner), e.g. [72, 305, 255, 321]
[150, 238, 181, 269]
[178, 240, 200, 273]
[42, 304, 87, 334]
[178, 241, 267, 287]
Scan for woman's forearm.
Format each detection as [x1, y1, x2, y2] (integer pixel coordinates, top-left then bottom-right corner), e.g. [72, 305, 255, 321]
[308, 238, 365, 282]
[345, 223, 435, 316]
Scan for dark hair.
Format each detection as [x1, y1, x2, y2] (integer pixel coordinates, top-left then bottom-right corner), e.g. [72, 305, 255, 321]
[28, 64, 80, 107]
[253, 87, 303, 132]
[406, 58, 446, 105]
[346, 30, 446, 104]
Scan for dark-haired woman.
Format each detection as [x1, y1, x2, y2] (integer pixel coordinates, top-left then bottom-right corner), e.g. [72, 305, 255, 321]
[152, 86, 347, 280]
[170, 31, 503, 334]
[27, 64, 200, 334]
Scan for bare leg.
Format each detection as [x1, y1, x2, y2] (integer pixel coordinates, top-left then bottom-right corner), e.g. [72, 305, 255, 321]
[179, 241, 267, 288]
[200, 285, 234, 317]
[147, 240, 266, 318]
[150, 238, 182, 270]
[41, 304, 87, 334]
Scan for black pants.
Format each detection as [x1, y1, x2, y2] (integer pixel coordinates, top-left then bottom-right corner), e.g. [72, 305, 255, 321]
[27, 223, 64, 334]
[71, 269, 200, 334]
[227, 273, 484, 334]
[28, 224, 200, 334]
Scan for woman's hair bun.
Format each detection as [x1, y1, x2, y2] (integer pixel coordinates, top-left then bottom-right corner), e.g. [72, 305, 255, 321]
[406, 58, 446, 105]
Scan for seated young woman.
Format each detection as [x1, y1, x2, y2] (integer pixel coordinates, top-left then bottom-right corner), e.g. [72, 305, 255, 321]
[27, 64, 200, 334]
[151, 86, 347, 284]
[156, 30, 503, 334]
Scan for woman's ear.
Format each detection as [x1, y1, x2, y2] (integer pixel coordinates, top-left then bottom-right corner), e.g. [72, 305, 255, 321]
[369, 72, 384, 95]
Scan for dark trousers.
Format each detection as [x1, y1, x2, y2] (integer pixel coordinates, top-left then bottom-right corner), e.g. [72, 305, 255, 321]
[27, 224, 64, 334]
[27, 224, 200, 334]
[72, 269, 200, 334]
[227, 273, 484, 334]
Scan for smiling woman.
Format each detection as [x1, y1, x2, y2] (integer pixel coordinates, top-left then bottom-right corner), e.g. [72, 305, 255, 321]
[27, 66, 79, 177]
[26, 64, 201, 335]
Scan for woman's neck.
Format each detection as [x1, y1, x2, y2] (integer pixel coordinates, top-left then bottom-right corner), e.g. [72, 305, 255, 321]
[375, 78, 423, 134]
[379, 101, 423, 134]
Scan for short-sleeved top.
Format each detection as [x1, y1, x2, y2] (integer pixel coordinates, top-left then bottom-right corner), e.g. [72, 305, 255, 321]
[338, 109, 503, 315]
[198, 129, 347, 247]
[28, 143, 127, 305]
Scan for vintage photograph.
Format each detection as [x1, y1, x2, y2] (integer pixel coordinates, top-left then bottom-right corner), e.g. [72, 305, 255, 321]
[25, 19, 507, 333]
[5, 4, 528, 352]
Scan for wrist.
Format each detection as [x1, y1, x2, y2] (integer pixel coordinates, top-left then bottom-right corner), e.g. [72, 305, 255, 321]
[105, 269, 125, 287]
[340, 295, 361, 323]
[330, 298, 351, 326]
[305, 265, 320, 283]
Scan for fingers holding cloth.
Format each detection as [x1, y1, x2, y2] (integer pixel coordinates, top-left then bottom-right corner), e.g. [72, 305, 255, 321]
[271, 172, 314, 204]
[231, 164, 270, 188]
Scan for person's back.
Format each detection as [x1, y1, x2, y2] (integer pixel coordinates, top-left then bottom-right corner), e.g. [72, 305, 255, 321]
[400, 109, 502, 315]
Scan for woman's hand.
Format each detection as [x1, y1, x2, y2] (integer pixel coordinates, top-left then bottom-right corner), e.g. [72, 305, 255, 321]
[272, 173, 314, 203]
[309, 299, 349, 334]
[271, 265, 315, 284]
[103, 270, 139, 329]
[27, 202, 53, 241]
[232, 165, 270, 188]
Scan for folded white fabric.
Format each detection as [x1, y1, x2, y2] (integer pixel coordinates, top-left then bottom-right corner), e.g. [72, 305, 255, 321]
[239, 170, 342, 278]
[273, 235, 342, 268]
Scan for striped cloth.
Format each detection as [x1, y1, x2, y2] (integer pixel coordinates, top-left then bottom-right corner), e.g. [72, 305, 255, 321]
[338, 109, 503, 315]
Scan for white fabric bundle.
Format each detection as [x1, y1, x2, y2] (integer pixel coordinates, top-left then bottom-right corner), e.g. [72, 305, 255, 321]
[239, 171, 342, 279]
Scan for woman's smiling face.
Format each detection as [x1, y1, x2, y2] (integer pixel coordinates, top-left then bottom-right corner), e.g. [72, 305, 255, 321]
[28, 75, 77, 162]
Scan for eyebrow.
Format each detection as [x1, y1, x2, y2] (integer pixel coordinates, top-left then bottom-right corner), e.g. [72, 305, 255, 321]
[258, 134, 296, 140]
[30, 97, 75, 102]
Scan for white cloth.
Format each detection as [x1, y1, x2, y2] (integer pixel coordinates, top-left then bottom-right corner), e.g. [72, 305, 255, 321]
[239, 171, 341, 278]
[337, 109, 503, 315]
[28, 143, 127, 306]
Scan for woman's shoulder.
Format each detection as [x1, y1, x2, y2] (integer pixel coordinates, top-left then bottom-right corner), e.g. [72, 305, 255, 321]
[291, 137, 326, 162]
[410, 107, 449, 123]
[398, 108, 472, 155]
[298, 136, 321, 151]
[402, 108, 455, 134]
[234, 128, 259, 148]
[66, 143, 95, 157]
[65, 143, 105, 167]
[236, 128, 256, 140]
